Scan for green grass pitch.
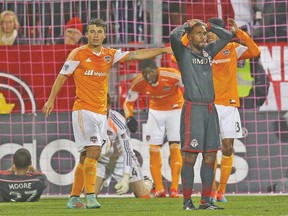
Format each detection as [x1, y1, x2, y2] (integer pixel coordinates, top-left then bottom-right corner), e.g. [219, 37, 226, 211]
[0, 195, 287, 216]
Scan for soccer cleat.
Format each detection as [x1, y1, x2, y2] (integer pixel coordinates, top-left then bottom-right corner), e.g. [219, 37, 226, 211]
[217, 192, 227, 202]
[86, 194, 101, 209]
[66, 196, 86, 209]
[210, 190, 217, 203]
[169, 189, 179, 198]
[153, 189, 167, 198]
[198, 202, 224, 210]
[183, 199, 197, 210]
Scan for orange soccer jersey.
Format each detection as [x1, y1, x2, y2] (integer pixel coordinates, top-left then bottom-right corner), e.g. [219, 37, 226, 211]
[123, 67, 184, 118]
[60, 45, 129, 114]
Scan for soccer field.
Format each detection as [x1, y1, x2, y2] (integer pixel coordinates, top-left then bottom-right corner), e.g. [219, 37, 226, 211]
[0, 195, 287, 216]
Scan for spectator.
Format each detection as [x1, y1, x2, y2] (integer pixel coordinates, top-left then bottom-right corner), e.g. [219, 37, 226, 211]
[55, 16, 86, 45]
[0, 148, 47, 202]
[0, 10, 27, 45]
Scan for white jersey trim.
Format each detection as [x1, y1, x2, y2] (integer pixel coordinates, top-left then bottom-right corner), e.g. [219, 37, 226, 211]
[59, 60, 80, 75]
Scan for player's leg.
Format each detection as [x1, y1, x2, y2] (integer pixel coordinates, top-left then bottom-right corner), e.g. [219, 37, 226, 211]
[166, 109, 182, 198]
[71, 110, 106, 209]
[210, 156, 219, 202]
[146, 109, 166, 197]
[216, 106, 242, 202]
[130, 164, 152, 198]
[94, 176, 104, 196]
[67, 151, 86, 209]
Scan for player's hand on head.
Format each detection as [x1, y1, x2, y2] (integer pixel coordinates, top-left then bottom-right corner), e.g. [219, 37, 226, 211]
[126, 116, 138, 133]
[115, 174, 130, 195]
[227, 18, 239, 32]
[27, 165, 37, 175]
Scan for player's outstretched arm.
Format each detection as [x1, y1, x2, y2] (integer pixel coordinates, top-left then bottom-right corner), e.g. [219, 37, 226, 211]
[42, 74, 67, 117]
[127, 47, 172, 60]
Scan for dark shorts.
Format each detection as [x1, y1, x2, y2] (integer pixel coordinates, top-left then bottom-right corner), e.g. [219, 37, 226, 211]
[180, 101, 221, 153]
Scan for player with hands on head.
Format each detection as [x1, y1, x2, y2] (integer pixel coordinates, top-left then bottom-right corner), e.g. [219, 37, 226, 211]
[95, 94, 153, 198]
[206, 17, 260, 203]
[0, 148, 47, 202]
[123, 59, 184, 198]
[170, 18, 233, 210]
[42, 18, 170, 209]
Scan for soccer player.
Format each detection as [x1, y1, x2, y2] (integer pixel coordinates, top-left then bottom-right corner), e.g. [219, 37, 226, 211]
[123, 59, 183, 198]
[95, 94, 153, 198]
[0, 148, 47, 202]
[169, 19, 232, 210]
[42, 18, 171, 209]
[206, 18, 260, 202]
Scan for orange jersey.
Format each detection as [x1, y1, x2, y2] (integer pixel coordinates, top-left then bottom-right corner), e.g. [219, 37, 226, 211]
[123, 67, 184, 118]
[212, 30, 260, 107]
[171, 30, 260, 107]
[60, 45, 129, 114]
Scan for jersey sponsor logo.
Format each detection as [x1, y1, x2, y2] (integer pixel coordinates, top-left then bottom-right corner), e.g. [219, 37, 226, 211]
[85, 58, 92, 62]
[84, 70, 108, 76]
[229, 99, 236, 105]
[163, 86, 171, 92]
[104, 55, 111, 63]
[190, 139, 198, 148]
[212, 58, 231, 64]
[90, 136, 98, 143]
[191, 58, 212, 66]
[8, 182, 32, 190]
[222, 49, 230, 56]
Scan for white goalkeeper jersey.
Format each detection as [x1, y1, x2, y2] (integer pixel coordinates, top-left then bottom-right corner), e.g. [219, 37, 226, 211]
[99, 109, 139, 175]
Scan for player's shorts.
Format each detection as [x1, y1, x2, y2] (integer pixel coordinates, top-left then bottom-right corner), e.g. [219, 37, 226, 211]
[145, 108, 181, 145]
[180, 101, 221, 153]
[215, 104, 243, 139]
[72, 110, 107, 152]
[97, 156, 143, 186]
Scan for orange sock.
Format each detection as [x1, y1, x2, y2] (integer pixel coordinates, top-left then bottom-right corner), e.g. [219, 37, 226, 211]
[218, 154, 234, 194]
[83, 157, 97, 194]
[169, 144, 182, 191]
[70, 163, 84, 196]
[139, 194, 151, 199]
[149, 145, 163, 192]
[211, 156, 218, 195]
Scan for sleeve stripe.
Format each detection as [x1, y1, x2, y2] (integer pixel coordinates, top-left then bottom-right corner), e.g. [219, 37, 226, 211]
[110, 113, 126, 130]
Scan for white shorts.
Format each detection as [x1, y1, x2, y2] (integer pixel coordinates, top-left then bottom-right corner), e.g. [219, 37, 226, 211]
[145, 109, 181, 145]
[215, 105, 243, 139]
[72, 110, 108, 152]
[97, 156, 143, 186]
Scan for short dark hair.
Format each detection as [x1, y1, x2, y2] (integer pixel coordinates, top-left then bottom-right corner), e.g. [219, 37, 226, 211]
[86, 18, 106, 32]
[207, 17, 225, 28]
[13, 148, 31, 169]
[139, 59, 157, 71]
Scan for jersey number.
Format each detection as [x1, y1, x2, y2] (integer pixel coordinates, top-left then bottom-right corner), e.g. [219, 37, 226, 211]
[9, 190, 37, 202]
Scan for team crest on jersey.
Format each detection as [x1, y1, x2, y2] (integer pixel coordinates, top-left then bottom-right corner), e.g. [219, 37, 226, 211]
[62, 64, 69, 71]
[222, 49, 230, 56]
[146, 135, 151, 141]
[107, 130, 113, 136]
[163, 86, 171, 92]
[190, 139, 198, 148]
[104, 55, 111, 63]
[121, 133, 127, 139]
[90, 136, 98, 143]
[203, 51, 209, 57]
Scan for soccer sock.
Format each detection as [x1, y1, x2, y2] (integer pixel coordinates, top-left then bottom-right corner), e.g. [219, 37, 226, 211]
[83, 157, 97, 194]
[200, 159, 215, 204]
[181, 154, 194, 199]
[139, 194, 151, 199]
[169, 143, 182, 191]
[149, 145, 164, 192]
[211, 157, 218, 195]
[218, 154, 234, 194]
[70, 163, 84, 197]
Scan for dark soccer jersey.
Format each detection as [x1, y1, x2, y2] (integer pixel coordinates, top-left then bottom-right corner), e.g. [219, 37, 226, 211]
[170, 23, 233, 103]
[0, 171, 47, 202]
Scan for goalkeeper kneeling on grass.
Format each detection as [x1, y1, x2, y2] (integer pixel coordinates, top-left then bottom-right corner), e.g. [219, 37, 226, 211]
[94, 94, 153, 198]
